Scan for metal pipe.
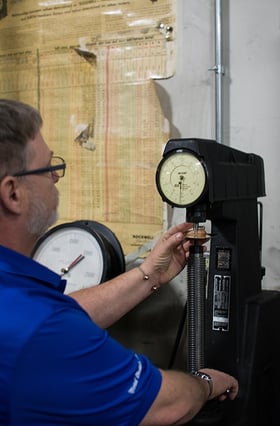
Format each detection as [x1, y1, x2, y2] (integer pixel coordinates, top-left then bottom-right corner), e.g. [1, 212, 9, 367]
[209, 0, 224, 143]
[215, 0, 224, 143]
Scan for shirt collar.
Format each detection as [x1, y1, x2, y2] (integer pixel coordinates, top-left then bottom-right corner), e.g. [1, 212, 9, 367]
[0, 245, 66, 293]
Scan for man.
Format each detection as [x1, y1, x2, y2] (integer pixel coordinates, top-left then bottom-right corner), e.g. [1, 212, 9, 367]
[0, 99, 238, 425]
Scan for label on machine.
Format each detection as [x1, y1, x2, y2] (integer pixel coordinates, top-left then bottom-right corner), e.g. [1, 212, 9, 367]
[212, 274, 231, 331]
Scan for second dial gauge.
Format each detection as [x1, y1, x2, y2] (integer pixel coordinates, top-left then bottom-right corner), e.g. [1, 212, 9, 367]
[32, 221, 125, 294]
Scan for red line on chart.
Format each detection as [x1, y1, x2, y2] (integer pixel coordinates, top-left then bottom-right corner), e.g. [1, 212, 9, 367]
[104, 46, 110, 221]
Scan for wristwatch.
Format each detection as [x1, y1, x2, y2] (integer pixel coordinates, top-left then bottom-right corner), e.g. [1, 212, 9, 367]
[191, 370, 213, 398]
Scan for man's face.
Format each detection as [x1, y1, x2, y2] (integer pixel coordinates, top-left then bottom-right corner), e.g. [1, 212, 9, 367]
[24, 132, 60, 238]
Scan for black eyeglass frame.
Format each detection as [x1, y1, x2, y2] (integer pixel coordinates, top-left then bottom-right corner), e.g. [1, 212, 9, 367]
[13, 156, 66, 178]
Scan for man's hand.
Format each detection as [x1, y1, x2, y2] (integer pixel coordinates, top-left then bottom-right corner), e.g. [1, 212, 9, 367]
[141, 222, 195, 286]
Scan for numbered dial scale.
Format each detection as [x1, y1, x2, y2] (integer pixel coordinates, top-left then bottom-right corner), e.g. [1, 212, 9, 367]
[156, 149, 207, 208]
[32, 220, 125, 294]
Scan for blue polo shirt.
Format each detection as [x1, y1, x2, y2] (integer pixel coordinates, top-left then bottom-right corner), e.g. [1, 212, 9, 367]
[0, 245, 161, 425]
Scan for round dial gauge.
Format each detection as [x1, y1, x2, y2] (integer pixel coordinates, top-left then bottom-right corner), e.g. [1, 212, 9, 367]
[156, 150, 207, 207]
[32, 220, 125, 294]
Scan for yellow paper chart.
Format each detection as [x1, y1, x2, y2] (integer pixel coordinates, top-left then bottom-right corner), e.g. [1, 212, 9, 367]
[0, 0, 176, 254]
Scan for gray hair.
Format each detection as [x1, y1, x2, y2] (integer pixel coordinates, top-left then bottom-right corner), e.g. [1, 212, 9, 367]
[0, 99, 43, 179]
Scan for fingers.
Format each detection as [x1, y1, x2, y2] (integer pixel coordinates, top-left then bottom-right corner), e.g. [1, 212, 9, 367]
[200, 369, 239, 401]
[225, 380, 239, 400]
[160, 224, 193, 249]
[165, 227, 192, 259]
[163, 222, 193, 240]
[218, 382, 238, 401]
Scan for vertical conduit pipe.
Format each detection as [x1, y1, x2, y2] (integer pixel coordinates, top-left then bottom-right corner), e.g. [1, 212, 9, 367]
[213, 0, 224, 143]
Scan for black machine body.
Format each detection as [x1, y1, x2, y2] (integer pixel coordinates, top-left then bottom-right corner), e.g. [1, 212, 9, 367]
[158, 139, 280, 426]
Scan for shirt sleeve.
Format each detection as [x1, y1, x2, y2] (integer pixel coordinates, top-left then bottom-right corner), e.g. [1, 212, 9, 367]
[11, 304, 162, 426]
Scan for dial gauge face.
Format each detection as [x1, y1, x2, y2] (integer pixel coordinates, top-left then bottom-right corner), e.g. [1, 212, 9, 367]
[33, 226, 105, 294]
[156, 151, 207, 207]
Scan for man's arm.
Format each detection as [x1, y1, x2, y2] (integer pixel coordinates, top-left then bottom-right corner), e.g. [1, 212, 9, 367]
[68, 267, 160, 328]
[69, 222, 193, 328]
[140, 368, 239, 425]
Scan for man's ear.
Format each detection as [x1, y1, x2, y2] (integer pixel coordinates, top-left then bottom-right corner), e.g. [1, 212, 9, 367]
[0, 176, 23, 214]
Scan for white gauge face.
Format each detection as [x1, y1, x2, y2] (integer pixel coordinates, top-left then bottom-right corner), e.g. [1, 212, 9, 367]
[157, 151, 207, 207]
[33, 227, 104, 294]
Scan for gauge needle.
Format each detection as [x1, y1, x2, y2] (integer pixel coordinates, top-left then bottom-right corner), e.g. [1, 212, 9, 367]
[61, 254, 85, 275]
[179, 176, 184, 202]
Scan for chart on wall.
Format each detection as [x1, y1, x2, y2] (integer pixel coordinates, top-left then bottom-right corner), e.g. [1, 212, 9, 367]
[0, 0, 176, 255]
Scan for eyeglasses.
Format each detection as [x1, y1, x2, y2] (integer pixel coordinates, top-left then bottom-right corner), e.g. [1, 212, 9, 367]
[13, 156, 66, 178]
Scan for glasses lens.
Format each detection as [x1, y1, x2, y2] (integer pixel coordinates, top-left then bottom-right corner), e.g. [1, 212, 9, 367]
[51, 156, 66, 177]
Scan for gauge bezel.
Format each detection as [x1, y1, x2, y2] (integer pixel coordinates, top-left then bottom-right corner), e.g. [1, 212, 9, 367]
[74, 220, 125, 279]
[32, 220, 125, 289]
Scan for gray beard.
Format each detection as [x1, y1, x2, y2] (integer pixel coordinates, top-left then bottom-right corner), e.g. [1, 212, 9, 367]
[26, 196, 58, 238]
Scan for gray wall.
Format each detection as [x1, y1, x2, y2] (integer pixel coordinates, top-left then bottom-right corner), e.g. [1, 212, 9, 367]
[110, 0, 280, 368]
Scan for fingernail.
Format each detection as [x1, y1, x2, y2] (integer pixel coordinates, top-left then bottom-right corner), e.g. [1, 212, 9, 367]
[175, 232, 183, 240]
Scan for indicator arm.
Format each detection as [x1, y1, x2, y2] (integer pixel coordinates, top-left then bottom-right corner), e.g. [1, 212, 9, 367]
[61, 254, 85, 275]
